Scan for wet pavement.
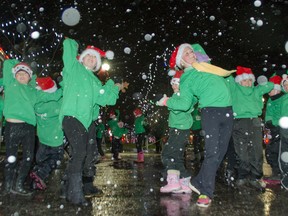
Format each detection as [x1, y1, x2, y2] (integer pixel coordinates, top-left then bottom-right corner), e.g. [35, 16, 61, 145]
[0, 149, 288, 216]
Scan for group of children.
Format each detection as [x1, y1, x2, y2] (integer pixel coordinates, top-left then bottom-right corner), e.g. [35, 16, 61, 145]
[157, 43, 288, 208]
[1, 38, 287, 209]
[1, 37, 127, 206]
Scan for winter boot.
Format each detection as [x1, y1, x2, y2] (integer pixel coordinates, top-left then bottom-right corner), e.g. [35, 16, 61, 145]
[83, 176, 103, 197]
[173, 177, 192, 194]
[59, 174, 68, 199]
[11, 174, 33, 196]
[160, 170, 181, 193]
[3, 169, 16, 195]
[134, 152, 144, 163]
[66, 173, 88, 206]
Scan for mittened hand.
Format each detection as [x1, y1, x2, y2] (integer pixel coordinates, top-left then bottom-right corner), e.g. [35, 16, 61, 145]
[156, 94, 169, 106]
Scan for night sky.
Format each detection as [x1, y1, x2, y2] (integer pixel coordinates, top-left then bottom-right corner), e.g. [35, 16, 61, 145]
[0, 0, 288, 128]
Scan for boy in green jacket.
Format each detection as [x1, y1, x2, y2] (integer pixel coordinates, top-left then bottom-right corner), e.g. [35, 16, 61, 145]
[108, 109, 128, 160]
[60, 38, 122, 206]
[264, 75, 284, 183]
[3, 60, 37, 196]
[30, 76, 64, 191]
[133, 108, 146, 163]
[226, 66, 273, 191]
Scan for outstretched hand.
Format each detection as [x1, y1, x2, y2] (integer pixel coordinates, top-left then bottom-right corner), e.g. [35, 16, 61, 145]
[116, 81, 129, 93]
[156, 94, 169, 106]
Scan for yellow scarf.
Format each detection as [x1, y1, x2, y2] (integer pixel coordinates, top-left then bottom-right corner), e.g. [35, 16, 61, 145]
[191, 62, 236, 77]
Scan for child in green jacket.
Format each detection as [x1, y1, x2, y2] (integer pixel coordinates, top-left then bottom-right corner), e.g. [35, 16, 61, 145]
[60, 38, 122, 206]
[264, 75, 284, 183]
[133, 108, 146, 163]
[160, 70, 196, 194]
[226, 66, 273, 191]
[30, 76, 64, 191]
[157, 43, 235, 207]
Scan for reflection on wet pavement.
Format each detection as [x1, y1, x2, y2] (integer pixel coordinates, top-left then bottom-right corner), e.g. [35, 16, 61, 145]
[1, 152, 288, 216]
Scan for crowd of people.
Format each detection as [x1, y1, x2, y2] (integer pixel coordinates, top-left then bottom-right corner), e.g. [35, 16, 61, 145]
[0, 39, 288, 209]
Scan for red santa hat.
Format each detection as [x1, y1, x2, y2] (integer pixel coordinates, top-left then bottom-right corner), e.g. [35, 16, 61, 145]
[170, 70, 184, 85]
[269, 75, 282, 91]
[168, 43, 193, 75]
[78, 45, 114, 71]
[36, 77, 57, 93]
[235, 66, 255, 83]
[12, 62, 33, 78]
[133, 108, 142, 117]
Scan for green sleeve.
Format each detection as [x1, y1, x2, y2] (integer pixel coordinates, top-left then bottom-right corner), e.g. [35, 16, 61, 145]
[3, 59, 20, 87]
[255, 82, 274, 97]
[95, 79, 119, 107]
[62, 38, 79, 74]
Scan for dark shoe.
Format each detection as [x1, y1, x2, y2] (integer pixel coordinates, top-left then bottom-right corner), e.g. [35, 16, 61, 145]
[83, 176, 103, 197]
[11, 174, 33, 196]
[11, 183, 33, 196]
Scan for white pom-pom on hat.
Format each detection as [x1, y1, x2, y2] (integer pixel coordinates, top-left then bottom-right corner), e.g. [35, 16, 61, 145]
[168, 69, 176, 76]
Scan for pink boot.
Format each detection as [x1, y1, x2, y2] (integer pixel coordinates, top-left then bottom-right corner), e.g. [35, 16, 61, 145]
[135, 152, 144, 163]
[160, 170, 181, 193]
[173, 177, 192, 194]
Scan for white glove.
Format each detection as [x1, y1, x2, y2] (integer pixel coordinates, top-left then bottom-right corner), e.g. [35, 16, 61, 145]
[156, 94, 169, 106]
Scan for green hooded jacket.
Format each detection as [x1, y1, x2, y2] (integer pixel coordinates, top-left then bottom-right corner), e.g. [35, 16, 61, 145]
[167, 67, 232, 111]
[168, 92, 196, 130]
[60, 38, 119, 130]
[35, 89, 63, 147]
[134, 115, 146, 134]
[226, 76, 273, 118]
[3, 59, 37, 125]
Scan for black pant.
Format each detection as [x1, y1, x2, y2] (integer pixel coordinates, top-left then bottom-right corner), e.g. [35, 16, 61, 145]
[111, 137, 121, 159]
[265, 125, 280, 173]
[136, 133, 145, 153]
[63, 116, 98, 177]
[33, 142, 64, 180]
[96, 137, 105, 156]
[192, 129, 203, 155]
[225, 137, 238, 171]
[161, 128, 190, 178]
[191, 107, 233, 198]
[233, 118, 263, 180]
[4, 122, 35, 183]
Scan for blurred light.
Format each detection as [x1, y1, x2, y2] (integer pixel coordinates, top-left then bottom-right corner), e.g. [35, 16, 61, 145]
[102, 63, 110, 71]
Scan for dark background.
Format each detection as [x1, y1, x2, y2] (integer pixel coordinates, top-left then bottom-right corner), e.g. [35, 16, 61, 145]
[0, 0, 287, 129]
